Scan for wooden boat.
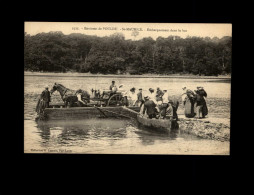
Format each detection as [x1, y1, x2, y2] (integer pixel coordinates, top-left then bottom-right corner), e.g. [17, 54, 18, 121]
[137, 114, 172, 130]
[37, 104, 140, 120]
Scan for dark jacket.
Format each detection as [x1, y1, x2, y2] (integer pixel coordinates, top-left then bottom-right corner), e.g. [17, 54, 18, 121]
[195, 89, 207, 105]
[156, 90, 164, 101]
[143, 100, 156, 115]
[41, 90, 51, 102]
[137, 91, 143, 101]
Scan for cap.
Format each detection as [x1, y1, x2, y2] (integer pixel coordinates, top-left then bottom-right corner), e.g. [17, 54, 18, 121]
[168, 99, 173, 104]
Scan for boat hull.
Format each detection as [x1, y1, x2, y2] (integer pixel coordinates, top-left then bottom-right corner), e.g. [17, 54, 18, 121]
[40, 106, 140, 120]
[137, 115, 172, 130]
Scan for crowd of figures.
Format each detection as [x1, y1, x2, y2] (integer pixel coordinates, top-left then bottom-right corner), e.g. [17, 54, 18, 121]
[35, 80, 208, 121]
[181, 86, 208, 119]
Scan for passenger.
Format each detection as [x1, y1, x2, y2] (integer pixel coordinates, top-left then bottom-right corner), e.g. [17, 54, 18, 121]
[165, 101, 173, 120]
[195, 86, 208, 119]
[76, 92, 87, 107]
[168, 99, 179, 121]
[184, 89, 196, 118]
[148, 88, 157, 103]
[119, 84, 129, 107]
[156, 87, 164, 103]
[136, 88, 144, 107]
[129, 87, 137, 106]
[160, 89, 169, 119]
[109, 81, 117, 93]
[167, 100, 179, 130]
[141, 96, 157, 119]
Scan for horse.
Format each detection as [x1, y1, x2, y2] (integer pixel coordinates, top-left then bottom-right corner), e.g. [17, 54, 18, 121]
[50, 83, 90, 107]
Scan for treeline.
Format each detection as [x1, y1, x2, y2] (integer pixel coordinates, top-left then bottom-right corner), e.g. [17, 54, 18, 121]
[24, 31, 231, 76]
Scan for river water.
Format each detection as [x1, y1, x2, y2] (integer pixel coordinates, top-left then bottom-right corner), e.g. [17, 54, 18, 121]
[24, 75, 230, 155]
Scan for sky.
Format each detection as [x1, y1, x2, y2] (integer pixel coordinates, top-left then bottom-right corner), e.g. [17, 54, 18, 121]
[25, 22, 232, 40]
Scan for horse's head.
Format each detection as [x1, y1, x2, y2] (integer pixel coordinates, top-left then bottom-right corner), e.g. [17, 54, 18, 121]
[50, 83, 58, 94]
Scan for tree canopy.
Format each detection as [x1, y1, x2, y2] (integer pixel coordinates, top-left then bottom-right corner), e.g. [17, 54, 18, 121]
[24, 31, 231, 76]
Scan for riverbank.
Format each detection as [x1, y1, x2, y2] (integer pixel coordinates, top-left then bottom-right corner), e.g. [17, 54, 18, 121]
[24, 71, 231, 80]
[178, 115, 230, 142]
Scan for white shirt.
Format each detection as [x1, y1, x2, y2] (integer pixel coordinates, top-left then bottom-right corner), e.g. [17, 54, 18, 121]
[129, 92, 137, 101]
[149, 92, 157, 103]
[118, 86, 128, 97]
[162, 92, 169, 103]
[77, 93, 82, 101]
[77, 93, 86, 104]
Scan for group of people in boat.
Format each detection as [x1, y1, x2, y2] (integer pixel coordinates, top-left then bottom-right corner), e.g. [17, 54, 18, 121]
[36, 81, 208, 120]
[110, 81, 179, 120]
[110, 81, 208, 120]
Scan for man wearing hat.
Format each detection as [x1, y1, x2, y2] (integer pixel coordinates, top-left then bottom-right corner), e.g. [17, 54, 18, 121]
[109, 81, 117, 93]
[159, 89, 170, 119]
[148, 88, 157, 103]
[168, 98, 179, 121]
[141, 96, 157, 119]
[156, 87, 164, 102]
[40, 86, 51, 109]
[136, 88, 144, 107]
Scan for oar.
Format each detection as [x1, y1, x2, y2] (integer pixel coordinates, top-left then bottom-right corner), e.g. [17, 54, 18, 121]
[94, 106, 108, 118]
[85, 104, 108, 118]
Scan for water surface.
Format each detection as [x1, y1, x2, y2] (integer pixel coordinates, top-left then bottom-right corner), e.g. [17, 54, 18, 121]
[24, 75, 230, 154]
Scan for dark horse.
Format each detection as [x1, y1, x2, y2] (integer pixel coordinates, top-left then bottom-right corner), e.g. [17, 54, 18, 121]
[50, 83, 90, 107]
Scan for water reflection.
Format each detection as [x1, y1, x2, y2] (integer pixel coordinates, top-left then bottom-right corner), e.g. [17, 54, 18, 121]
[36, 118, 130, 147]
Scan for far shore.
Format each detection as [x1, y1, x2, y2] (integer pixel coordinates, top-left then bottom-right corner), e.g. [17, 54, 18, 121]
[24, 71, 231, 80]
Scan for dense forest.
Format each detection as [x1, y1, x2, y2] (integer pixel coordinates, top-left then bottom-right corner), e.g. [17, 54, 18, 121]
[24, 31, 231, 76]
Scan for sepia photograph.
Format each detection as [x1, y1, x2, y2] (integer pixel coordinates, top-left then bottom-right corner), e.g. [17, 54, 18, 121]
[24, 22, 231, 155]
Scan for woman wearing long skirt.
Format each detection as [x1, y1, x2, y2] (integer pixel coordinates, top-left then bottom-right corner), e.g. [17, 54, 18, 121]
[183, 89, 196, 118]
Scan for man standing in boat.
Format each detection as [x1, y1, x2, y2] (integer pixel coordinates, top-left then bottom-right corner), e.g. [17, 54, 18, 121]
[136, 88, 144, 107]
[129, 87, 137, 106]
[142, 96, 157, 119]
[160, 89, 169, 119]
[148, 88, 157, 103]
[156, 87, 164, 103]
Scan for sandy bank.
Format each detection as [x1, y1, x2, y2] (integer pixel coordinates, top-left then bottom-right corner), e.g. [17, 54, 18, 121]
[178, 115, 230, 142]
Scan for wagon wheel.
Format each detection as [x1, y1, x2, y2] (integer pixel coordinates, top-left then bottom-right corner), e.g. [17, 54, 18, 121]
[106, 94, 123, 107]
